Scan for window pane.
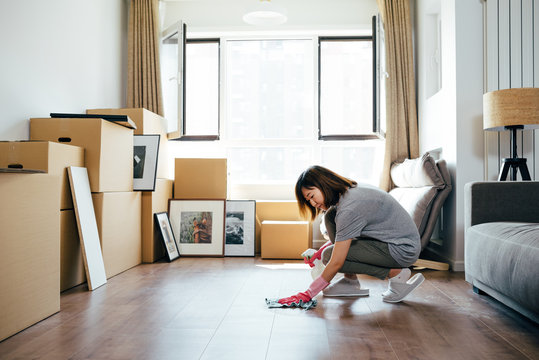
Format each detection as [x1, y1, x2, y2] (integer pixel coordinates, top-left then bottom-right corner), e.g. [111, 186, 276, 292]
[228, 147, 311, 184]
[226, 40, 314, 139]
[161, 32, 179, 134]
[320, 39, 373, 136]
[320, 141, 384, 186]
[186, 41, 219, 136]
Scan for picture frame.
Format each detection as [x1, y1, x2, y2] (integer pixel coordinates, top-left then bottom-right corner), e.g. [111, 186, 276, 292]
[154, 212, 180, 262]
[168, 199, 225, 256]
[133, 135, 160, 191]
[225, 200, 256, 257]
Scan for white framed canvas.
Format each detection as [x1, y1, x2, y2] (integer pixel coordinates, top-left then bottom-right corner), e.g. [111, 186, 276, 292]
[225, 200, 256, 257]
[67, 166, 107, 291]
[168, 199, 225, 256]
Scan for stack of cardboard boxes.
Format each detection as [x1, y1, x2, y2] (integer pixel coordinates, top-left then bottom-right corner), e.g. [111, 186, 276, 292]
[0, 141, 84, 341]
[29, 116, 141, 280]
[0, 107, 174, 342]
[86, 108, 173, 264]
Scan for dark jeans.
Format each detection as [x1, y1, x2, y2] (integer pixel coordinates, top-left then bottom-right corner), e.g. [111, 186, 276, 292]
[322, 206, 402, 280]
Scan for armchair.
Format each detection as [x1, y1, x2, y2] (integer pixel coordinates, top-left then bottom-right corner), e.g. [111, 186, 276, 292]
[389, 152, 452, 270]
[465, 181, 539, 323]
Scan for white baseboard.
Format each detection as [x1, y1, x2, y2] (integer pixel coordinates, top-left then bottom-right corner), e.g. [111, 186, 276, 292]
[423, 245, 465, 272]
[312, 239, 326, 249]
[450, 260, 465, 272]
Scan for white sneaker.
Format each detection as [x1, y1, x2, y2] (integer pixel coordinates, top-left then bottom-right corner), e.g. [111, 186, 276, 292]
[323, 277, 370, 297]
[382, 273, 425, 303]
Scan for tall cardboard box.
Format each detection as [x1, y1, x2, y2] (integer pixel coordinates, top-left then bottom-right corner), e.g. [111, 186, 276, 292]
[174, 158, 227, 199]
[87, 108, 170, 179]
[261, 220, 310, 259]
[92, 192, 142, 278]
[60, 209, 86, 291]
[0, 174, 60, 342]
[142, 179, 173, 263]
[0, 141, 84, 210]
[30, 117, 133, 193]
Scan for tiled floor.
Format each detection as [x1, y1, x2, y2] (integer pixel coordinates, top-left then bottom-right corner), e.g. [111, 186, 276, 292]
[0, 257, 537, 359]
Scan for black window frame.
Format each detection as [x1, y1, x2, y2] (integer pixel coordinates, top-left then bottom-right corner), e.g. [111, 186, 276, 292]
[318, 23, 379, 140]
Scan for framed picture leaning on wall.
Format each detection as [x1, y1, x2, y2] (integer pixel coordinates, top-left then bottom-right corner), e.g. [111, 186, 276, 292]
[225, 200, 256, 257]
[168, 199, 225, 256]
[154, 212, 179, 262]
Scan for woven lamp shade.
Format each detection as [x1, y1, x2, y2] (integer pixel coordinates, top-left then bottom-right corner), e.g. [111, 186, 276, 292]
[483, 88, 539, 131]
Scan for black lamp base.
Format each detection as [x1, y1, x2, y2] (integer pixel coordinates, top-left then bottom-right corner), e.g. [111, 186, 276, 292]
[498, 157, 531, 181]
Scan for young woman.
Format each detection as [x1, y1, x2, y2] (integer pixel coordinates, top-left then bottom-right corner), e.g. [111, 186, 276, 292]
[278, 165, 424, 305]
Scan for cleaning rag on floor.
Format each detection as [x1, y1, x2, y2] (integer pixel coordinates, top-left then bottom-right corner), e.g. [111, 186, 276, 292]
[265, 298, 317, 310]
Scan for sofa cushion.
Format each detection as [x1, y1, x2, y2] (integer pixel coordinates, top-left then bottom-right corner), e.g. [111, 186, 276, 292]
[389, 186, 437, 234]
[465, 222, 539, 313]
[391, 152, 445, 189]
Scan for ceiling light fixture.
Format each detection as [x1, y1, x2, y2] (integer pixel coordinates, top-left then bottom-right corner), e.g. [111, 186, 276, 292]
[243, 0, 287, 26]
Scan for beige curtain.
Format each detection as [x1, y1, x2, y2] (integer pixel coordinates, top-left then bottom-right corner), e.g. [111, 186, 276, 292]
[127, 0, 164, 116]
[377, 0, 419, 191]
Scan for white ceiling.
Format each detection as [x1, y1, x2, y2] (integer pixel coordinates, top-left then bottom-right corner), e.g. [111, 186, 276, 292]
[160, 0, 379, 35]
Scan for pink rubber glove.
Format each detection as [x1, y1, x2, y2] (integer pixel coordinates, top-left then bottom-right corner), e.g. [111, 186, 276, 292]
[277, 276, 329, 305]
[277, 291, 311, 305]
[303, 241, 332, 268]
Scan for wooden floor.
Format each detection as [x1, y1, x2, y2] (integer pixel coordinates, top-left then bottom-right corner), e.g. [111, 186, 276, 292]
[1, 257, 538, 360]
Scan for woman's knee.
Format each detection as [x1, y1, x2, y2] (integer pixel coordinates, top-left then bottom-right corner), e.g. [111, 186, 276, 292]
[321, 245, 333, 265]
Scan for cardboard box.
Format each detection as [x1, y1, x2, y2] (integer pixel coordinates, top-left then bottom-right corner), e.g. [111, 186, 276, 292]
[0, 141, 84, 210]
[255, 200, 311, 254]
[142, 178, 173, 263]
[92, 192, 141, 279]
[60, 209, 86, 292]
[0, 173, 60, 342]
[261, 220, 310, 259]
[30, 117, 133, 193]
[87, 108, 171, 179]
[174, 158, 227, 199]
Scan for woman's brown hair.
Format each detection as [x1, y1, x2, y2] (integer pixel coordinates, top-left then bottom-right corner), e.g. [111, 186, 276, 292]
[295, 165, 357, 220]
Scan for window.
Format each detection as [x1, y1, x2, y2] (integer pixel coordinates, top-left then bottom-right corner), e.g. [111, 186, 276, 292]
[161, 21, 186, 139]
[225, 40, 314, 140]
[319, 37, 377, 139]
[162, 18, 384, 190]
[184, 39, 219, 139]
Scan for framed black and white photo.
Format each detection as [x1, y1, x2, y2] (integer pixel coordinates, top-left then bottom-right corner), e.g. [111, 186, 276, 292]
[154, 212, 179, 262]
[168, 199, 225, 256]
[133, 134, 160, 191]
[225, 200, 256, 257]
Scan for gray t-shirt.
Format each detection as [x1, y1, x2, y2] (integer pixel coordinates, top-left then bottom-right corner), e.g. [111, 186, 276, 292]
[334, 184, 421, 267]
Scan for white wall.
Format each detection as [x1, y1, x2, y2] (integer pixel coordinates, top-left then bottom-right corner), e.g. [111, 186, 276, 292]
[415, 0, 484, 271]
[484, 0, 539, 181]
[0, 0, 127, 140]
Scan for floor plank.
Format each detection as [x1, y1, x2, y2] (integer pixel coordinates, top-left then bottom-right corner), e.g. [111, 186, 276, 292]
[0, 258, 537, 360]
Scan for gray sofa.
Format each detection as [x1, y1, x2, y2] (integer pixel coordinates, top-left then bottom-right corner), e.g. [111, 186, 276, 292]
[465, 181, 539, 323]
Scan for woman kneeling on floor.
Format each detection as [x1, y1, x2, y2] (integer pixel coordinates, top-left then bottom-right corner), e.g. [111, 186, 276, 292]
[278, 165, 425, 305]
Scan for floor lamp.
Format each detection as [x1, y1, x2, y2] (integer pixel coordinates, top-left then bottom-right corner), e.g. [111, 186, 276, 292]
[483, 88, 539, 181]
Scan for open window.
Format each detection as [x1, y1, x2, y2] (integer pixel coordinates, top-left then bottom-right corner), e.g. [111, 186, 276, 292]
[375, 15, 387, 138]
[161, 20, 186, 140]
